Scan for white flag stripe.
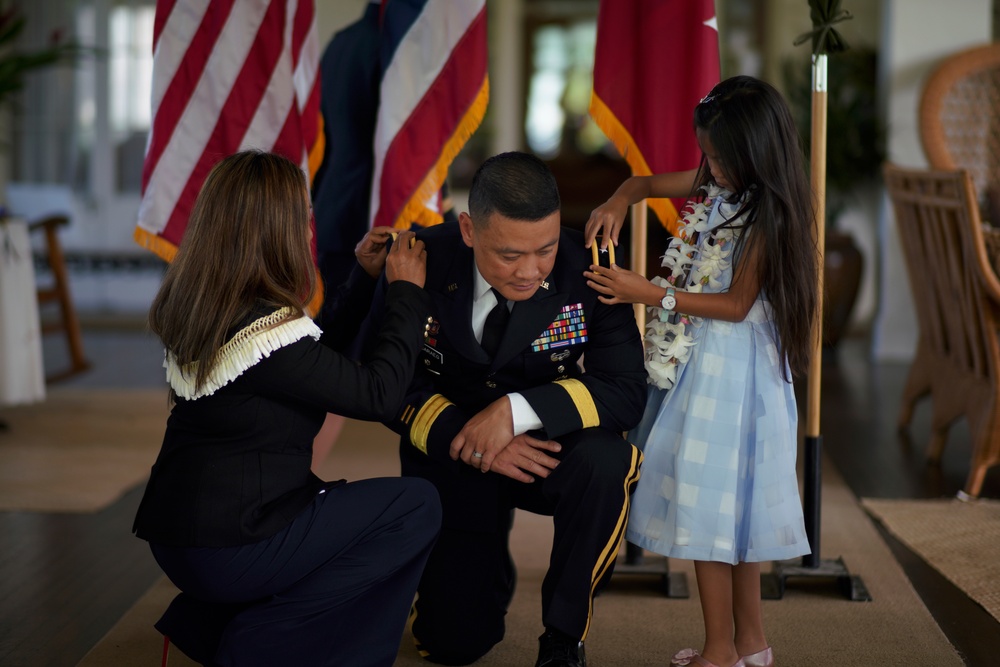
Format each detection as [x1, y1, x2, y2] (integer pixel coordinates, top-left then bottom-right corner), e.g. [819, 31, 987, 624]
[293, 18, 318, 112]
[139, 0, 269, 235]
[239, 3, 296, 156]
[150, 0, 210, 117]
[368, 0, 485, 226]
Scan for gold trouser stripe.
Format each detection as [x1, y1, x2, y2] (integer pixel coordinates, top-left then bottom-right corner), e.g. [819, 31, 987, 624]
[582, 443, 643, 639]
[410, 605, 431, 657]
[554, 378, 600, 429]
[410, 394, 453, 455]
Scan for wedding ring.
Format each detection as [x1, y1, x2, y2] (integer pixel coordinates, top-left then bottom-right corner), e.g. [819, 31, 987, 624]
[472, 451, 483, 459]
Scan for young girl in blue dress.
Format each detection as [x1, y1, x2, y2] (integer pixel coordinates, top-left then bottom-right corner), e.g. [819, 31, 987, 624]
[583, 76, 816, 667]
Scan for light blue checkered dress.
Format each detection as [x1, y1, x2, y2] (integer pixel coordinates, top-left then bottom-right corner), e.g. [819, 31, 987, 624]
[625, 197, 810, 565]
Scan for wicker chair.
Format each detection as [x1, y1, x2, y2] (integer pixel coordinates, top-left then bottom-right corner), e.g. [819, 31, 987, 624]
[919, 43, 1000, 226]
[884, 164, 1000, 498]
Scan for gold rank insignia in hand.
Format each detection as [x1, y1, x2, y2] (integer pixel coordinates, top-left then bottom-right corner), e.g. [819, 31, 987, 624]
[590, 235, 615, 267]
[390, 231, 417, 248]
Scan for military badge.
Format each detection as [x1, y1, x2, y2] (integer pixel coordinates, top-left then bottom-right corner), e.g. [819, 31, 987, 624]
[530, 303, 588, 352]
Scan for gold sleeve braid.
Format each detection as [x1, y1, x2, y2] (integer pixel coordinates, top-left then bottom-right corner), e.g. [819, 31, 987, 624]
[553, 378, 600, 429]
[409, 394, 454, 455]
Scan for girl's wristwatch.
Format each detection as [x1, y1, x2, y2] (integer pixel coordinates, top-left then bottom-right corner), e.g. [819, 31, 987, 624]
[660, 286, 677, 311]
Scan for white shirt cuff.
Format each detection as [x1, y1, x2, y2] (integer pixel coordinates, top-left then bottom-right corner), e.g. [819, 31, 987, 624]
[508, 392, 543, 436]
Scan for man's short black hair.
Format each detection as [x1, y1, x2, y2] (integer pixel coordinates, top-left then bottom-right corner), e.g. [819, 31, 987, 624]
[467, 151, 561, 226]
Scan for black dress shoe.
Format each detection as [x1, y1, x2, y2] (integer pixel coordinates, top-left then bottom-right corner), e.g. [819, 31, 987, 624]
[534, 628, 586, 667]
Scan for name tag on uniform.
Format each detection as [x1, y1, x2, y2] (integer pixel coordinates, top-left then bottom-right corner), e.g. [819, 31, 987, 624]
[530, 303, 588, 352]
[423, 344, 443, 364]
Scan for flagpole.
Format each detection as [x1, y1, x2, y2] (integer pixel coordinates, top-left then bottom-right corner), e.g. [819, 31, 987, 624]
[803, 52, 828, 570]
[631, 200, 648, 331]
[615, 198, 688, 598]
[761, 46, 869, 603]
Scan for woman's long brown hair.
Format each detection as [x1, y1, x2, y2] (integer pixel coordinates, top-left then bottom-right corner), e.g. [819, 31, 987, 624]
[148, 150, 316, 394]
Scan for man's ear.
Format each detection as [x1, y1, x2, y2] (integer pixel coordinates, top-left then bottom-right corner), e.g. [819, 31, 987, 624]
[458, 212, 475, 248]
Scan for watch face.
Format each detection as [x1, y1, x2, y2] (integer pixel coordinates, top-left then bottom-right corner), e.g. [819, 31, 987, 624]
[661, 295, 677, 310]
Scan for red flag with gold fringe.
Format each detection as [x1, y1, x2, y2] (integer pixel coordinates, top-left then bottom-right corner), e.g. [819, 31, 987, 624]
[589, 0, 720, 235]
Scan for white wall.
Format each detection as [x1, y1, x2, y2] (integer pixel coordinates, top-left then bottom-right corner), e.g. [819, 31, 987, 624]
[873, 0, 992, 360]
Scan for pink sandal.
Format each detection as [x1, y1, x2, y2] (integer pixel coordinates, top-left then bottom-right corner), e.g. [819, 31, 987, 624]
[670, 648, 747, 667]
[741, 647, 774, 667]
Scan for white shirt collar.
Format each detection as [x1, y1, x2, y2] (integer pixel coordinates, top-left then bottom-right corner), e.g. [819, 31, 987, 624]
[472, 262, 496, 305]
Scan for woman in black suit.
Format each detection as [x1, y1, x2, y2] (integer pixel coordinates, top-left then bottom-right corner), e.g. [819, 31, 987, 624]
[132, 150, 440, 666]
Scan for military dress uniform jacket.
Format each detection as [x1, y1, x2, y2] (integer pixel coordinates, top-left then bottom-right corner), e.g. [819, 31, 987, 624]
[377, 222, 647, 467]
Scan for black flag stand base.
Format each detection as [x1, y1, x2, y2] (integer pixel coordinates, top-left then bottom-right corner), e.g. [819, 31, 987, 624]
[612, 542, 690, 598]
[761, 435, 872, 602]
[761, 556, 871, 601]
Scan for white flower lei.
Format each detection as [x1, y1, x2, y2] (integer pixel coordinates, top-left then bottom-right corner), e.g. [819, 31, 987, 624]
[644, 184, 746, 390]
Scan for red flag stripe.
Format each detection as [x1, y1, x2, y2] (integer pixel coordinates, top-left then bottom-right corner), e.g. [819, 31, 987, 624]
[290, 0, 312, 70]
[152, 0, 178, 51]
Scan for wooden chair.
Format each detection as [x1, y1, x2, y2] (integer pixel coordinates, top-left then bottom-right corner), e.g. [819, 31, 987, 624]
[918, 43, 1000, 226]
[884, 164, 1000, 498]
[29, 215, 90, 382]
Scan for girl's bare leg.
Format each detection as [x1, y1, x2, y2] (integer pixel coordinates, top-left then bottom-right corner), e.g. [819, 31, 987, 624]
[733, 561, 769, 657]
[693, 560, 740, 667]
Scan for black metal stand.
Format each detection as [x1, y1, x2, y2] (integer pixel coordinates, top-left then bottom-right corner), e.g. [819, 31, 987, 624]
[613, 541, 689, 598]
[761, 435, 871, 601]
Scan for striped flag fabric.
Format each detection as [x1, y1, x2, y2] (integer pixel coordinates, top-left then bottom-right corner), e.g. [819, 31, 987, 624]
[369, 0, 489, 230]
[589, 0, 720, 235]
[135, 0, 323, 262]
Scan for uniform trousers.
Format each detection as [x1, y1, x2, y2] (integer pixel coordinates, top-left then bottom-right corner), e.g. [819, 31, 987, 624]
[150, 477, 441, 667]
[402, 427, 641, 666]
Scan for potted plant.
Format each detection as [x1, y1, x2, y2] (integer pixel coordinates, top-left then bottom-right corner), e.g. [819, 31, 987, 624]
[783, 45, 886, 347]
[0, 3, 83, 107]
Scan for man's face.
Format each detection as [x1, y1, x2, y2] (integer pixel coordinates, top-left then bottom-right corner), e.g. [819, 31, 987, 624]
[459, 210, 560, 301]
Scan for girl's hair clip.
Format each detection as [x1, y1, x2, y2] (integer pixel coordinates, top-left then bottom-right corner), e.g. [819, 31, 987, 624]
[699, 93, 715, 104]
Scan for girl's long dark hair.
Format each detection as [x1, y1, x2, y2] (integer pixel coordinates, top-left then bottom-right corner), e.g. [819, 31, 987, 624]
[148, 150, 316, 394]
[693, 76, 818, 379]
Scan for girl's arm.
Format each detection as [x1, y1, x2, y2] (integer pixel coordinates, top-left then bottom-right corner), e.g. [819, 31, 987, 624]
[584, 240, 763, 323]
[584, 169, 700, 250]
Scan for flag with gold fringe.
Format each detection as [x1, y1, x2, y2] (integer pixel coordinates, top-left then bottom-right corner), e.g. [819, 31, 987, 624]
[369, 0, 488, 230]
[589, 0, 719, 235]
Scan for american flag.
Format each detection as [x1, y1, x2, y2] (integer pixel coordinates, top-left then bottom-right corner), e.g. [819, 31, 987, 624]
[589, 0, 719, 235]
[135, 0, 322, 261]
[370, 0, 488, 230]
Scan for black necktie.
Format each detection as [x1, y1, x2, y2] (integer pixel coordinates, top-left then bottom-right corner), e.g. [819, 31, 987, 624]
[481, 288, 510, 357]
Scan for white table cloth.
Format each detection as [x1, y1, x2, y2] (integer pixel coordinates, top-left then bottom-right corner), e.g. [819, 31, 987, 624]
[0, 217, 45, 406]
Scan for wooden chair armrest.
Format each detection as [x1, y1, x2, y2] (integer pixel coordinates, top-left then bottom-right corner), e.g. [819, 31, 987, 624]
[27, 215, 70, 233]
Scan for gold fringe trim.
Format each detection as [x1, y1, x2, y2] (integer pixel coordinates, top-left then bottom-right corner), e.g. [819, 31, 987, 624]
[554, 378, 600, 429]
[165, 307, 322, 400]
[393, 75, 490, 230]
[308, 114, 326, 183]
[134, 226, 178, 263]
[588, 92, 681, 236]
[305, 266, 324, 319]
